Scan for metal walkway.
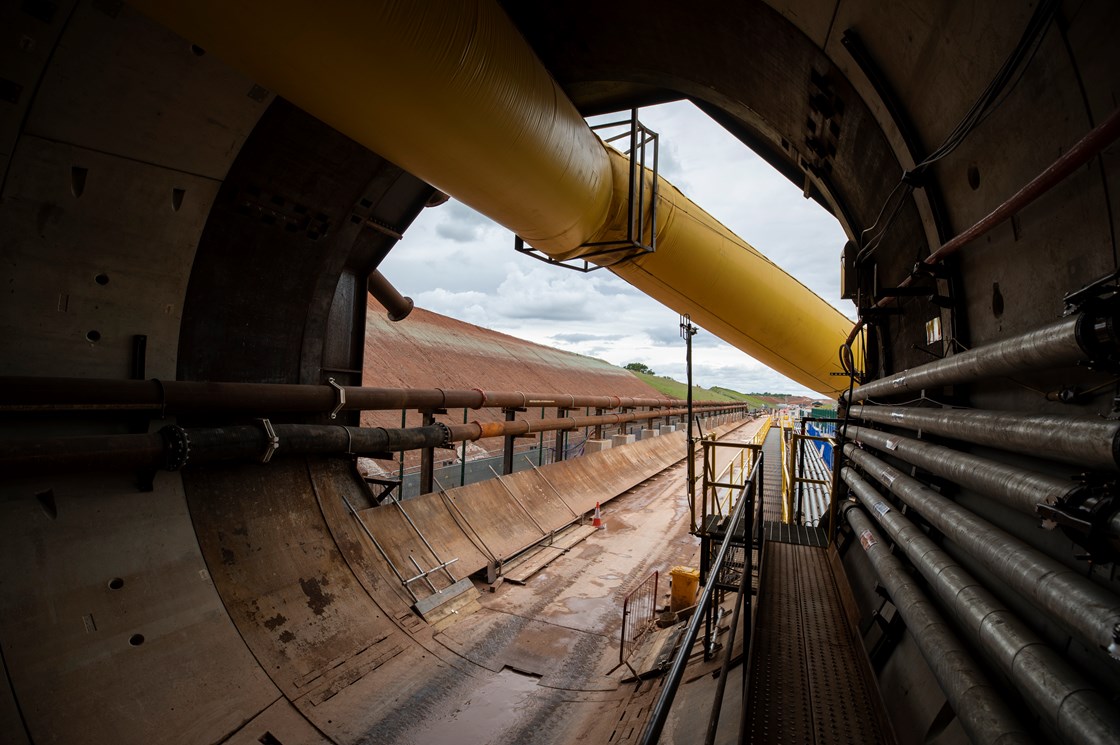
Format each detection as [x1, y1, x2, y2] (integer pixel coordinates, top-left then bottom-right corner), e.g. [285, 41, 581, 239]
[760, 427, 784, 523]
[746, 541, 895, 744]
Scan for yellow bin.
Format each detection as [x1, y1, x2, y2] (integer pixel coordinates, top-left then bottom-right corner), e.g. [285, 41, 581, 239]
[670, 566, 699, 613]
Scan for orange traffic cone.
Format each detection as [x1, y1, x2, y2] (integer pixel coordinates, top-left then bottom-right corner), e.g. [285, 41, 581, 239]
[592, 502, 604, 529]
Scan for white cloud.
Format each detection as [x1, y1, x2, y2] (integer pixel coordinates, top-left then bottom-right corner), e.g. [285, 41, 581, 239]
[378, 100, 853, 397]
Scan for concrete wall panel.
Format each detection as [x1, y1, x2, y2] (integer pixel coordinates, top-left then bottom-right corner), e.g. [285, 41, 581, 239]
[0, 471, 280, 745]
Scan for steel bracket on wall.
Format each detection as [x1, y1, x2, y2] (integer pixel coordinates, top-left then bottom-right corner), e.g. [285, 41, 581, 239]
[1037, 480, 1120, 562]
[514, 108, 659, 272]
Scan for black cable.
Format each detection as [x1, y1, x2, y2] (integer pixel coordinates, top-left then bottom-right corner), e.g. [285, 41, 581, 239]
[854, 0, 1059, 264]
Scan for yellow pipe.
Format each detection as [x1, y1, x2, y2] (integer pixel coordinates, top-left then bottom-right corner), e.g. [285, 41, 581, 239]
[132, 0, 855, 397]
[586, 150, 855, 396]
[131, 0, 612, 251]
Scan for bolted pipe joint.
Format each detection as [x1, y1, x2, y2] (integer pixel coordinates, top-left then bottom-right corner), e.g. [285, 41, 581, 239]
[1036, 481, 1120, 562]
[1074, 303, 1120, 370]
[367, 269, 414, 322]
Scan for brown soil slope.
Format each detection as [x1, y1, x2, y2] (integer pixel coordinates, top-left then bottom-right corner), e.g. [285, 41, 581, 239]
[360, 296, 669, 434]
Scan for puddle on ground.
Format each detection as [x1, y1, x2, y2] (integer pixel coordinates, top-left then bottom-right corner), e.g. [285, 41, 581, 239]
[408, 667, 540, 744]
[560, 594, 610, 617]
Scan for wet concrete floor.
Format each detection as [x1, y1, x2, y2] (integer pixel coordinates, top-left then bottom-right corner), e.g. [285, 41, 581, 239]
[387, 419, 763, 745]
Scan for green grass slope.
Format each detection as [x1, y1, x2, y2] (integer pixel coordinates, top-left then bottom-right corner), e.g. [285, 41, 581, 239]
[629, 371, 766, 406]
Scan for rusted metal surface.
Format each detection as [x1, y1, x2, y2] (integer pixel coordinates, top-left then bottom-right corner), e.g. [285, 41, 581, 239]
[0, 410, 749, 476]
[184, 459, 412, 703]
[747, 542, 894, 744]
[362, 432, 692, 579]
[0, 374, 738, 415]
[366, 268, 414, 321]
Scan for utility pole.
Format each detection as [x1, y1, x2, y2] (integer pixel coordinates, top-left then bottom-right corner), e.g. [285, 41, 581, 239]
[681, 314, 698, 533]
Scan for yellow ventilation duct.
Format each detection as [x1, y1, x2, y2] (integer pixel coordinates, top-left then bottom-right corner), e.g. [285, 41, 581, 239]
[133, 0, 855, 397]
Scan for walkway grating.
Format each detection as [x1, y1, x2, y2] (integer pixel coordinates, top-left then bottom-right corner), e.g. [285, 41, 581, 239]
[764, 521, 827, 547]
[760, 427, 784, 523]
[746, 542, 894, 744]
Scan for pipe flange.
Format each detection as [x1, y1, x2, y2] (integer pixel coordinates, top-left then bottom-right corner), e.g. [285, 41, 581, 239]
[1038, 481, 1120, 562]
[1073, 298, 1120, 371]
[434, 421, 453, 449]
[160, 425, 191, 470]
[471, 387, 487, 409]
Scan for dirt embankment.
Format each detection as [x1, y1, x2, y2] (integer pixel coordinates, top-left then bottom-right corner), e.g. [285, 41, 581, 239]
[361, 296, 670, 466]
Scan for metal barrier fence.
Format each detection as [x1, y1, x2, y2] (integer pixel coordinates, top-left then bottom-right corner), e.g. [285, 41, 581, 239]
[618, 570, 659, 674]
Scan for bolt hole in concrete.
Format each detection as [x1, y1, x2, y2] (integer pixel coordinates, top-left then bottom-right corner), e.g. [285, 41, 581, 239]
[35, 488, 57, 519]
[172, 187, 185, 212]
[128, 633, 144, 647]
[409, 666, 541, 744]
[94, 273, 109, 285]
[108, 577, 124, 590]
[991, 281, 1004, 317]
[70, 166, 87, 197]
[86, 330, 101, 342]
[967, 163, 981, 190]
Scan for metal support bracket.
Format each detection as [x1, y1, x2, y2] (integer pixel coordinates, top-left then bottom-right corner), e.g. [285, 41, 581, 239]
[257, 418, 280, 463]
[363, 476, 401, 505]
[514, 109, 659, 271]
[1037, 480, 1120, 562]
[328, 377, 346, 420]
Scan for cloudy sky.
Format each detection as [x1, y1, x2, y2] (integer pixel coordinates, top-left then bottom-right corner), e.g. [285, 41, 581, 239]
[379, 101, 853, 397]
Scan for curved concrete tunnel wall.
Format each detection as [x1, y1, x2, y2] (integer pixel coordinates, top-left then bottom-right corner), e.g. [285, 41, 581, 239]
[130, 0, 856, 397]
[5, 2, 1120, 743]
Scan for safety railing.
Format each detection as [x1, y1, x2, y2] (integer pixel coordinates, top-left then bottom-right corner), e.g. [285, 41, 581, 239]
[699, 439, 761, 529]
[642, 448, 763, 744]
[379, 404, 751, 501]
[704, 443, 753, 518]
[750, 415, 772, 446]
[780, 416, 838, 526]
[615, 570, 660, 676]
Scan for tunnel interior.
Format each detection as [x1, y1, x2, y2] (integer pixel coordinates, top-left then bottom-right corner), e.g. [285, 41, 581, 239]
[2, 1, 1119, 743]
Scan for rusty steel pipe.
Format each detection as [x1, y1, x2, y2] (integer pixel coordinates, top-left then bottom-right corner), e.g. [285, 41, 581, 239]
[366, 269, 414, 321]
[845, 107, 1120, 348]
[1, 408, 748, 476]
[0, 424, 450, 475]
[0, 376, 744, 416]
[448, 406, 704, 441]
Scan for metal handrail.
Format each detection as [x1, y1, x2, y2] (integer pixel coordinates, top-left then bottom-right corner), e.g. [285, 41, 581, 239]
[640, 454, 763, 744]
